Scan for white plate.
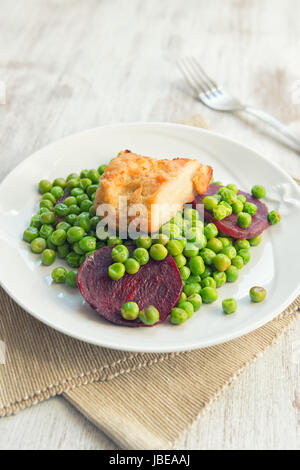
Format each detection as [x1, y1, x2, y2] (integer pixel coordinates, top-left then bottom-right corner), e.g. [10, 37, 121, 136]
[1, 123, 300, 353]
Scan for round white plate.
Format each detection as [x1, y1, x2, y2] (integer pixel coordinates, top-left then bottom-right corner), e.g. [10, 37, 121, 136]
[1, 123, 300, 353]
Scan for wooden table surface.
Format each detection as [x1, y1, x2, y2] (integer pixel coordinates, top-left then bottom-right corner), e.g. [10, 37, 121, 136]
[0, 0, 299, 450]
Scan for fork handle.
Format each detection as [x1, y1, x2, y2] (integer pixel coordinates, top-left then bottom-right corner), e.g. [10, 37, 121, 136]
[244, 106, 300, 152]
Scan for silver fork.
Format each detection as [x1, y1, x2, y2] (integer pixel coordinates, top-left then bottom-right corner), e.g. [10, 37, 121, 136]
[178, 57, 300, 152]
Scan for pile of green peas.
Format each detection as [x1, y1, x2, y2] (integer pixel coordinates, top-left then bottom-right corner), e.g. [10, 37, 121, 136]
[106, 201, 264, 325]
[23, 165, 108, 286]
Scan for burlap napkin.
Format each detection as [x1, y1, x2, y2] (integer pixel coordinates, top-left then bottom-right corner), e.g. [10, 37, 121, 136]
[1, 116, 299, 450]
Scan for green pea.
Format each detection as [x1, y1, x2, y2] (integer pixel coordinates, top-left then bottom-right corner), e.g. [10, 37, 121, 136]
[71, 187, 84, 197]
[149, 244, 167, 261]
[213, 205, 227, 220]
[54, 203, 69, 217]
[268, 210, 280, 225]
[249, 286, 267, 302]
[218, 237, 231, 248]
[107, 237, 123, 246]
[185, 226, 203, 243]
[98, 164, 107, 175]
[67, 226, 85, 243]
[67, 173, 79, 182]
[80, 178, 92, 191]
[73, 241, 85, 255]
[201, 276, 216, 289]
[23, 226, 39, 243]
[90, 216, 100, 230]
[232, 199, 244, 214]
[219, 201, 232, 216]
[136, 235, 152, 249]
[53, 178, 66, 189]
[31, 237, 47, 253]
[139, 305, 160, 325]
[238, 249, 251, 264]
[170, 211, 183, 227]
[39, 224, 54, 239]
[183, 243, 199, 258]
[66, 177, 80, 191]
[80, 169, 89, 179]
[40, 211, 55, 225]
[221, 245, 236, 259]
[80, 199, 93, 212]
[187, 293, 202, 311]
[222, 298, 237, 315]
[161, 222, 181, 240]
[186, 274, 201, 284]
[213, 253, 231, 272]
[57, 243, 71, 259]
[66, 213, 78, 225]
[41, 249, 56, 266]
[133, 247, 149, 265]
[112, 245, 129, 263]
[89, 206, 96, 218]
[120, 301, 139, 320]
[51, 186, 64, 200]
[218, 187, 237, 205]
[184, 208, 199, 222]
[56, 221, 71, 232]
[47, 235, 56, 250]
[124, 258, 140, 274]
[51, 229, 67, 246]
[213, 271, 227, 288]
[244, 202, 257, 216]
[226, 183, 238, 194]
[178, 292, 187, 303]
[231, 255, 244, 270]
[206, 237, 223, 253]
[66, 252, 81, 268]
[76, 213, 91, 231]
[200, 266, 212, 279]
[40, 199, 53, 211]
[170, 307, 188, 325]
[68, 204, 80, 215]
[188, 256, 205, 275]
[154, 233, 169, 246]
[79, 236, 96, 253]
[64, 196, 77, 207]
[184, 282, 201, 296]
[248, 235, 262, 246]
[237, 194, 246, 203]
[42, 192, 56, 204]
[179, 266, 191, 281]
[251, 185, 266, 199]
[202, 196, 219, 211]
[200, 248, 216, 265]
[86, 169, 99, 184]
[237, 212, 252, 228]
[201, 287, 218, 303]
[65, 270, 78, 287]
[30, 214, 42, 229]
[177, 301, 194, 318]
[86, 184, 99, 197]
[38, 179, 52, 194]
[166, 239, 183, 256]
[225, 265, 239, 283]
[51, 266, 67, 283]
[234, 239, 250, 251]
[173, 254, 186, 268]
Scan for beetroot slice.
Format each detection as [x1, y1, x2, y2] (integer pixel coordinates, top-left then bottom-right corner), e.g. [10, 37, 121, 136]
[194, 184, 269, 239]
[77, 245, 183, 327]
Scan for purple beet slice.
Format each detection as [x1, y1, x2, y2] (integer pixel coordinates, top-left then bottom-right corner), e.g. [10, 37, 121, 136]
[194, 184, 269, 239]
[77, 245, 183, 327]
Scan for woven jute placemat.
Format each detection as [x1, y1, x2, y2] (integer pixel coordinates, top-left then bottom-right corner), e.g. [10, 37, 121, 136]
[1, 115, 299, 449]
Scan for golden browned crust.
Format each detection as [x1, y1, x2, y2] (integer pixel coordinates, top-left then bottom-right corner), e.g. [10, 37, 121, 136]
[95, 150, 212, 233]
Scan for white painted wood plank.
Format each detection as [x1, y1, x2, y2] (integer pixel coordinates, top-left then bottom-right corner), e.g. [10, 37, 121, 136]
[0, 0, 299, 450]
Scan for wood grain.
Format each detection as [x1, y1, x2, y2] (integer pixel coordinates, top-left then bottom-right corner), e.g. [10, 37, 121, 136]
[0, 0, 299, 450]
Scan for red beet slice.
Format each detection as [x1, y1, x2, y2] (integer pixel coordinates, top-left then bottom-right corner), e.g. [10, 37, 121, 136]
[194, 184, 269, 239]
[77, 245, 183, 327]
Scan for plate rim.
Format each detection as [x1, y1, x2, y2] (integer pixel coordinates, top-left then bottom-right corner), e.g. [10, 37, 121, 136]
[1, 121, 300, 353]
